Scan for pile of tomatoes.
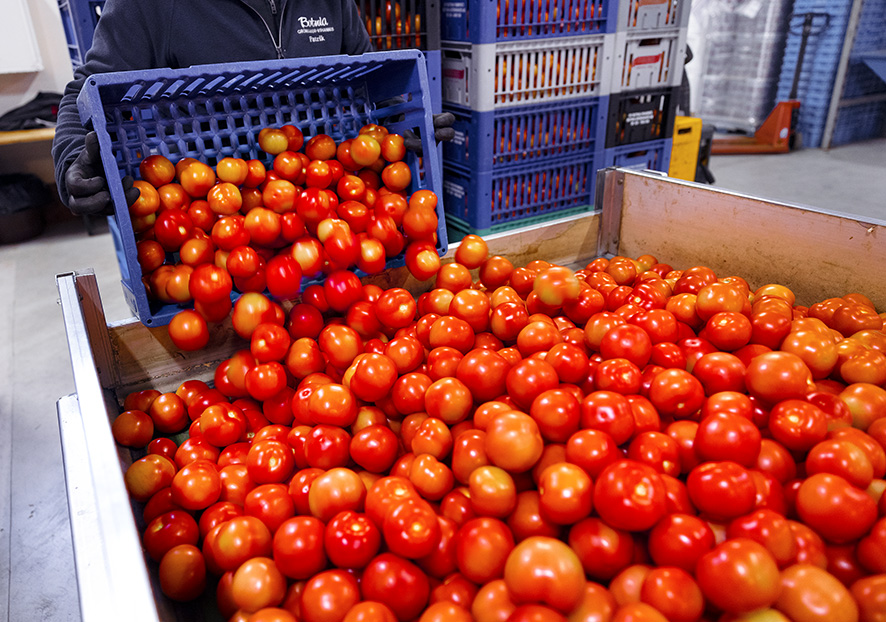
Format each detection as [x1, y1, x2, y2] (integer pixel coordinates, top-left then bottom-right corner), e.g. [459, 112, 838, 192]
[129, 124, 442, 350]
[117, 165, 886, 620]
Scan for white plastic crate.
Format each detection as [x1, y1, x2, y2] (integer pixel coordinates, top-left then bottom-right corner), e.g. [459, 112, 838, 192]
[442, 34, 613, 110]
[611, 27, 687, 93]
[616, 0, 690, 33]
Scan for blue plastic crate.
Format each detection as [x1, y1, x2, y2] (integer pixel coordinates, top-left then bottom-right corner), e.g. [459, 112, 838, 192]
[77, 51, 445, 326]
[441, 0, 617, 44]
[831, 100, 886, 146]
[57, 0, 104, 69]
[427, 49, 443, 112]
[601, 138, 672, 172]
[442, 96, 608, 171]
[442, 153, 599, 234]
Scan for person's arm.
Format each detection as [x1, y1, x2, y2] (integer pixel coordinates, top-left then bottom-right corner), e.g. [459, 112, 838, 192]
[341, 0, 372, 55]
[51, 0, 170, 212]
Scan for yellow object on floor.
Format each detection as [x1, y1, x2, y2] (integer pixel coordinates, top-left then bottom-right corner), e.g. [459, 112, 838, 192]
[669, 116, 703, 181]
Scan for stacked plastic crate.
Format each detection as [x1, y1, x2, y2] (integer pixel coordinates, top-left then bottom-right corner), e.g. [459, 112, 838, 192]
[56, 0, 104, 69]
[358, 1, 443, 112]
[438, 0, 617, 237]
[602, 0, 689, 175]
[829, 0, 886, 147]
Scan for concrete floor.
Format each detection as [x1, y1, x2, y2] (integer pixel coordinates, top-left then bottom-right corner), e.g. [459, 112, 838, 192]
[0, 138, 884, 621]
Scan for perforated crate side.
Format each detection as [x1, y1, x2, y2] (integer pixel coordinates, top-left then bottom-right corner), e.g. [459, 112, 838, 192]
[601, 138, 672, 173]
[831, 100, 886, 146]
[77, 52, 444, 326]
[442, 154, 599, 232]
[442, 34, 613, 111]
[611, 27, 687, 93]
[616, 0, 689, 33]
[442, 96, 608, 171]
[605, 86, 677, 148]
[361, 0, 441, 50]
[441, 0, 617, 44]
[57, 0, 104, 69]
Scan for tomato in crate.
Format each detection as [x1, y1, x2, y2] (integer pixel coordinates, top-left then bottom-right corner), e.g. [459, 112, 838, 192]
[76, 51, 445, 326]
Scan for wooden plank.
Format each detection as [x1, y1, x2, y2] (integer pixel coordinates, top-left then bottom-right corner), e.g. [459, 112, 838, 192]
[612, 172, 886, 308]
[0, 127, 55, 146]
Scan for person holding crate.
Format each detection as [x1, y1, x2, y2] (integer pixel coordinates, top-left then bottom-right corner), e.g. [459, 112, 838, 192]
[52, 0, 453, 216]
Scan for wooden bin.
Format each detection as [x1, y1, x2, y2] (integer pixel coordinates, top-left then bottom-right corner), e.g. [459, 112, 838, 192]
[58, 168, 886, 621]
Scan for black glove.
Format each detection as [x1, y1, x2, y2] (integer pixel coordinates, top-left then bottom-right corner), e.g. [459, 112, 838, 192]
[65, 130, 139, 216]
[403, 112, 457, 157]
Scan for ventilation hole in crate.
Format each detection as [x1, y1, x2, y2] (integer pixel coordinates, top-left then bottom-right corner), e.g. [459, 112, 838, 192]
[187, 141, 197, 153]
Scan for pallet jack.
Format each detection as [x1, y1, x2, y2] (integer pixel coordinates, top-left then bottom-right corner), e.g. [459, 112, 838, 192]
[711, 12, 830, 155]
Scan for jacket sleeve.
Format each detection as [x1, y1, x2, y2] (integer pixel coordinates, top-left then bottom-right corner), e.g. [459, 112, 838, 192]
[341, 0, 372, 55]
[51, 0, 170, 206]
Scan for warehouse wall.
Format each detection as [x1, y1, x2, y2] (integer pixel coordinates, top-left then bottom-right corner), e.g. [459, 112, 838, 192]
[0, 0, 73, 117]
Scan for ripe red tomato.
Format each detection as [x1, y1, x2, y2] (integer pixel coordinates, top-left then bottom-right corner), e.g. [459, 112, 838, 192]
[593, 461, 667, 532]
[695, 538, 781, 614]
[503, 536, 585, 614]
[361, 553, 431, 622]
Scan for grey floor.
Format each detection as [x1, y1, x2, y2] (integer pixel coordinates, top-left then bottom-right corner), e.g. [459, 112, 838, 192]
[0, 138, 884, 621]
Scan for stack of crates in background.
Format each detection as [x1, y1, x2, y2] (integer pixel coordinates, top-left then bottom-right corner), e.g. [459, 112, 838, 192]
[56, 0, 104, 70]
[439, 0, 617, 237]
[828, 0, 886, 147]
[773, 0, 886, 148]
[358, 1, 443, 112]
[603, 0, 689, 174]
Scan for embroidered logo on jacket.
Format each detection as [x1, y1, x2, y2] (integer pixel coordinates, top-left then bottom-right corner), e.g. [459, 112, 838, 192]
[298, 15, 334, 42]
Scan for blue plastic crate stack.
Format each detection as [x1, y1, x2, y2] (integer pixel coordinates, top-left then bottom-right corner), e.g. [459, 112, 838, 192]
[439, 0, 613, 236]
[776, 0, 886, 148]
[830, 0, 886, 147]
[439, 0, 689, 237]
[602, 0, 689, 174]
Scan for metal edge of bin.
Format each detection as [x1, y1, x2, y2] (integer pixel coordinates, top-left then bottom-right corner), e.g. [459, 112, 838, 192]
[595, 167, 886, 309]
[56, 271, 160, 622]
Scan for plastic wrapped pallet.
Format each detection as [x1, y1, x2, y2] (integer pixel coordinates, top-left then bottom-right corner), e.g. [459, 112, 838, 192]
[685, 0, 793, 132]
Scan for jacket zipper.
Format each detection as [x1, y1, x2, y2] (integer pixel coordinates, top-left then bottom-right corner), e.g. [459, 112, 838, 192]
[240, 0, 287, 59]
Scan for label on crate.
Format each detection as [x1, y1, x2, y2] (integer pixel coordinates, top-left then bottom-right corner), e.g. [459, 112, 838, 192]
[626, 110, 655, 126]
[442, 1, 467, 18]
[442, 56, 469, 106]
[632, 53, 663, 66]
[452, 130, 466, 146]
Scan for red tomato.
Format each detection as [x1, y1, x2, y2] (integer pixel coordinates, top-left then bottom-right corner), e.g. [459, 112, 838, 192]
[796, 473, 878, 544]
[593, 461, 667, 532]
[695, 538, 781, 614]
[361, 553, 431, 622]
[568, 517, 635, 581]
[158, 544, 206, 602]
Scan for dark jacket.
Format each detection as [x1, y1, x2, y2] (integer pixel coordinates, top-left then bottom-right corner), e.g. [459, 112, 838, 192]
[52, 0, 371, 205]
